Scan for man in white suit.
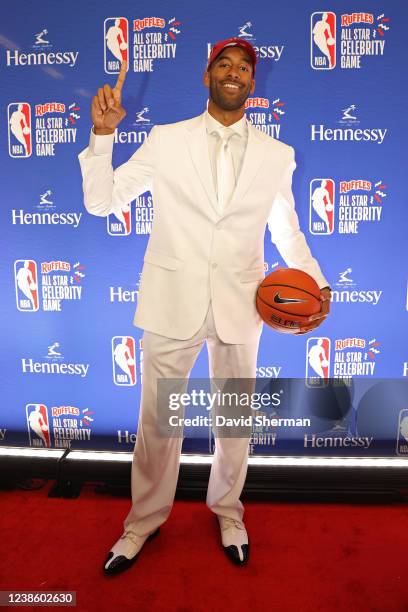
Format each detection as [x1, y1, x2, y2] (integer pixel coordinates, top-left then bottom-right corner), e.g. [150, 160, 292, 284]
[78, 37, 331, 574]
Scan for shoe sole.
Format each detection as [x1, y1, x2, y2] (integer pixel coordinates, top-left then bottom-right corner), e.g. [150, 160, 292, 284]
[103, 527, 160, 576]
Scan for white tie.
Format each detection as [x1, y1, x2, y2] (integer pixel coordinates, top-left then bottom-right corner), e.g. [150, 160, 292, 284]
[215, 127, 235, 213]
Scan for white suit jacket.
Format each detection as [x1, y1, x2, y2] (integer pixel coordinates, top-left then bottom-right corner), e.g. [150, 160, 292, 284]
[78, 111, 328, 343]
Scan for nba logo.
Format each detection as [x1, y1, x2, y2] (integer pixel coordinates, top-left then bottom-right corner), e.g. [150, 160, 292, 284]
[396, 409, 408, 456]
[26, 404, 51, 447]
[112, 336, 136, 386]
[306, 337, 331, 387]
[8, 103, 32, 157]
[104, 17, 129, 73]
[310, 12, 336, 70]
[107, 204, 132, 235]
[310, 179, 335, 235]
[14, 260, 39, 312]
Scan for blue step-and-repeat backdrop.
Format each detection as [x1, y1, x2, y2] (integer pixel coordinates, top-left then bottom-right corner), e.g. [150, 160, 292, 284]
[1, 1, 407, 457]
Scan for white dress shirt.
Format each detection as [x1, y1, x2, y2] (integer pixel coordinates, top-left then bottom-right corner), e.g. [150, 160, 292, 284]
[204, 110, 248, 197]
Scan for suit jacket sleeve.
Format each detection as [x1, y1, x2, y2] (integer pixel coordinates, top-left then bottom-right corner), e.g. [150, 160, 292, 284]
[267, 147, 329, 289]
[77, 125, 158, 217]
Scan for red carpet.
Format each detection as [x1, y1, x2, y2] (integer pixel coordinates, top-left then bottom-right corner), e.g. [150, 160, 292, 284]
[0, 481, 407, 611]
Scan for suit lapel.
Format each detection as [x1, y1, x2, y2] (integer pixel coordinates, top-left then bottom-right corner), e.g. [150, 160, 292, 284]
[224, 122, 268, 214]
[184, 112, 269, 217]
[185, 113, 220, 216]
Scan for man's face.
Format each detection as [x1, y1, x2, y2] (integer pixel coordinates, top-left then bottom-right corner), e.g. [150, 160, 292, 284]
[204, 46, 255, 111]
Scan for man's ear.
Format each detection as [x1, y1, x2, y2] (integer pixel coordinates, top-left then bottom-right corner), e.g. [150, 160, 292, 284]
[203, 69, 210, 88]
[250, 78, 255, 94]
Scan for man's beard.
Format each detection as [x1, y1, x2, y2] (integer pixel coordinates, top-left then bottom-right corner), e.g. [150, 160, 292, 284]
[209, 79, 249, 111]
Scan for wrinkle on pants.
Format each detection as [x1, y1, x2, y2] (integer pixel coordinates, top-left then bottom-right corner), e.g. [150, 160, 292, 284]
[123, 300, 260, 537]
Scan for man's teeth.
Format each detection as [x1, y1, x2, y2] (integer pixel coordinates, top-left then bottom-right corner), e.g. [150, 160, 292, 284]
[223, 83, 239, 89]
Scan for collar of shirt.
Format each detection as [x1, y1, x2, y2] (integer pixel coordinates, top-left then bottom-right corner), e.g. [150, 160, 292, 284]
[204, 109, 247, 139]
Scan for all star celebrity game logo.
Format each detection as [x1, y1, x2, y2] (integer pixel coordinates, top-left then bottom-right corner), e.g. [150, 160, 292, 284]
[107, 192, 153, 236]
[8, 101, 80, 157]
[107, 106, 154, 236]
[245, 97, 285, 139]
[306, 336, 381, 384]
[104, 16, 182, 73]
[309, 177, 387, 235]
[26, 403, 95, 449]
[311, 11, 390, 70]
[14, 259, 86, 312]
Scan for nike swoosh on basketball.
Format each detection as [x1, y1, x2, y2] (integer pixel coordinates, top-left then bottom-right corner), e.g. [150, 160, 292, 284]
[273, 292, 307, 304]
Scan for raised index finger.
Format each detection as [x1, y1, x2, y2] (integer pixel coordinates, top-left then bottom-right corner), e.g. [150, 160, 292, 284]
[114, 60, 127, 92]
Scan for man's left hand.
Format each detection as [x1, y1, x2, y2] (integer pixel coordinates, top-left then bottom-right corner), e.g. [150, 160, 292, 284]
[295, 287, 331, 335]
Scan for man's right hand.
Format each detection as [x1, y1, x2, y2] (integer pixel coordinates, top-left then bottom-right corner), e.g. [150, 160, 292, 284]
[91, 60, 127, 135]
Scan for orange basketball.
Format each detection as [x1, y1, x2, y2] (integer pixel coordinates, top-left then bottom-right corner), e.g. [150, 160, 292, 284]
[256, 268, 322, 334]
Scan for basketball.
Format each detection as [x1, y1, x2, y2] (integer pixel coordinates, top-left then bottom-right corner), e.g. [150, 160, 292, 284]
[120, 42, 128, 50]
[23, 126, 30, 135]
[326, 37, 335, 45]
[256, 268, 322, 334]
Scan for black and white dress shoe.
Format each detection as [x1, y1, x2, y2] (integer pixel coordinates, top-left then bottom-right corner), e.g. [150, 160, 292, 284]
[217, 516, 249, 565]
[103, 527, 160, 576]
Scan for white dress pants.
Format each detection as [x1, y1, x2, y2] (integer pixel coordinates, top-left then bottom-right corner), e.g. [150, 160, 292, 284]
[123, 300, 260, 537]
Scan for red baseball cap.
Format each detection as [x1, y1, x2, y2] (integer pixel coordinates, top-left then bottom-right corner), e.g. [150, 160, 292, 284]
[207, 37, 257, 75]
